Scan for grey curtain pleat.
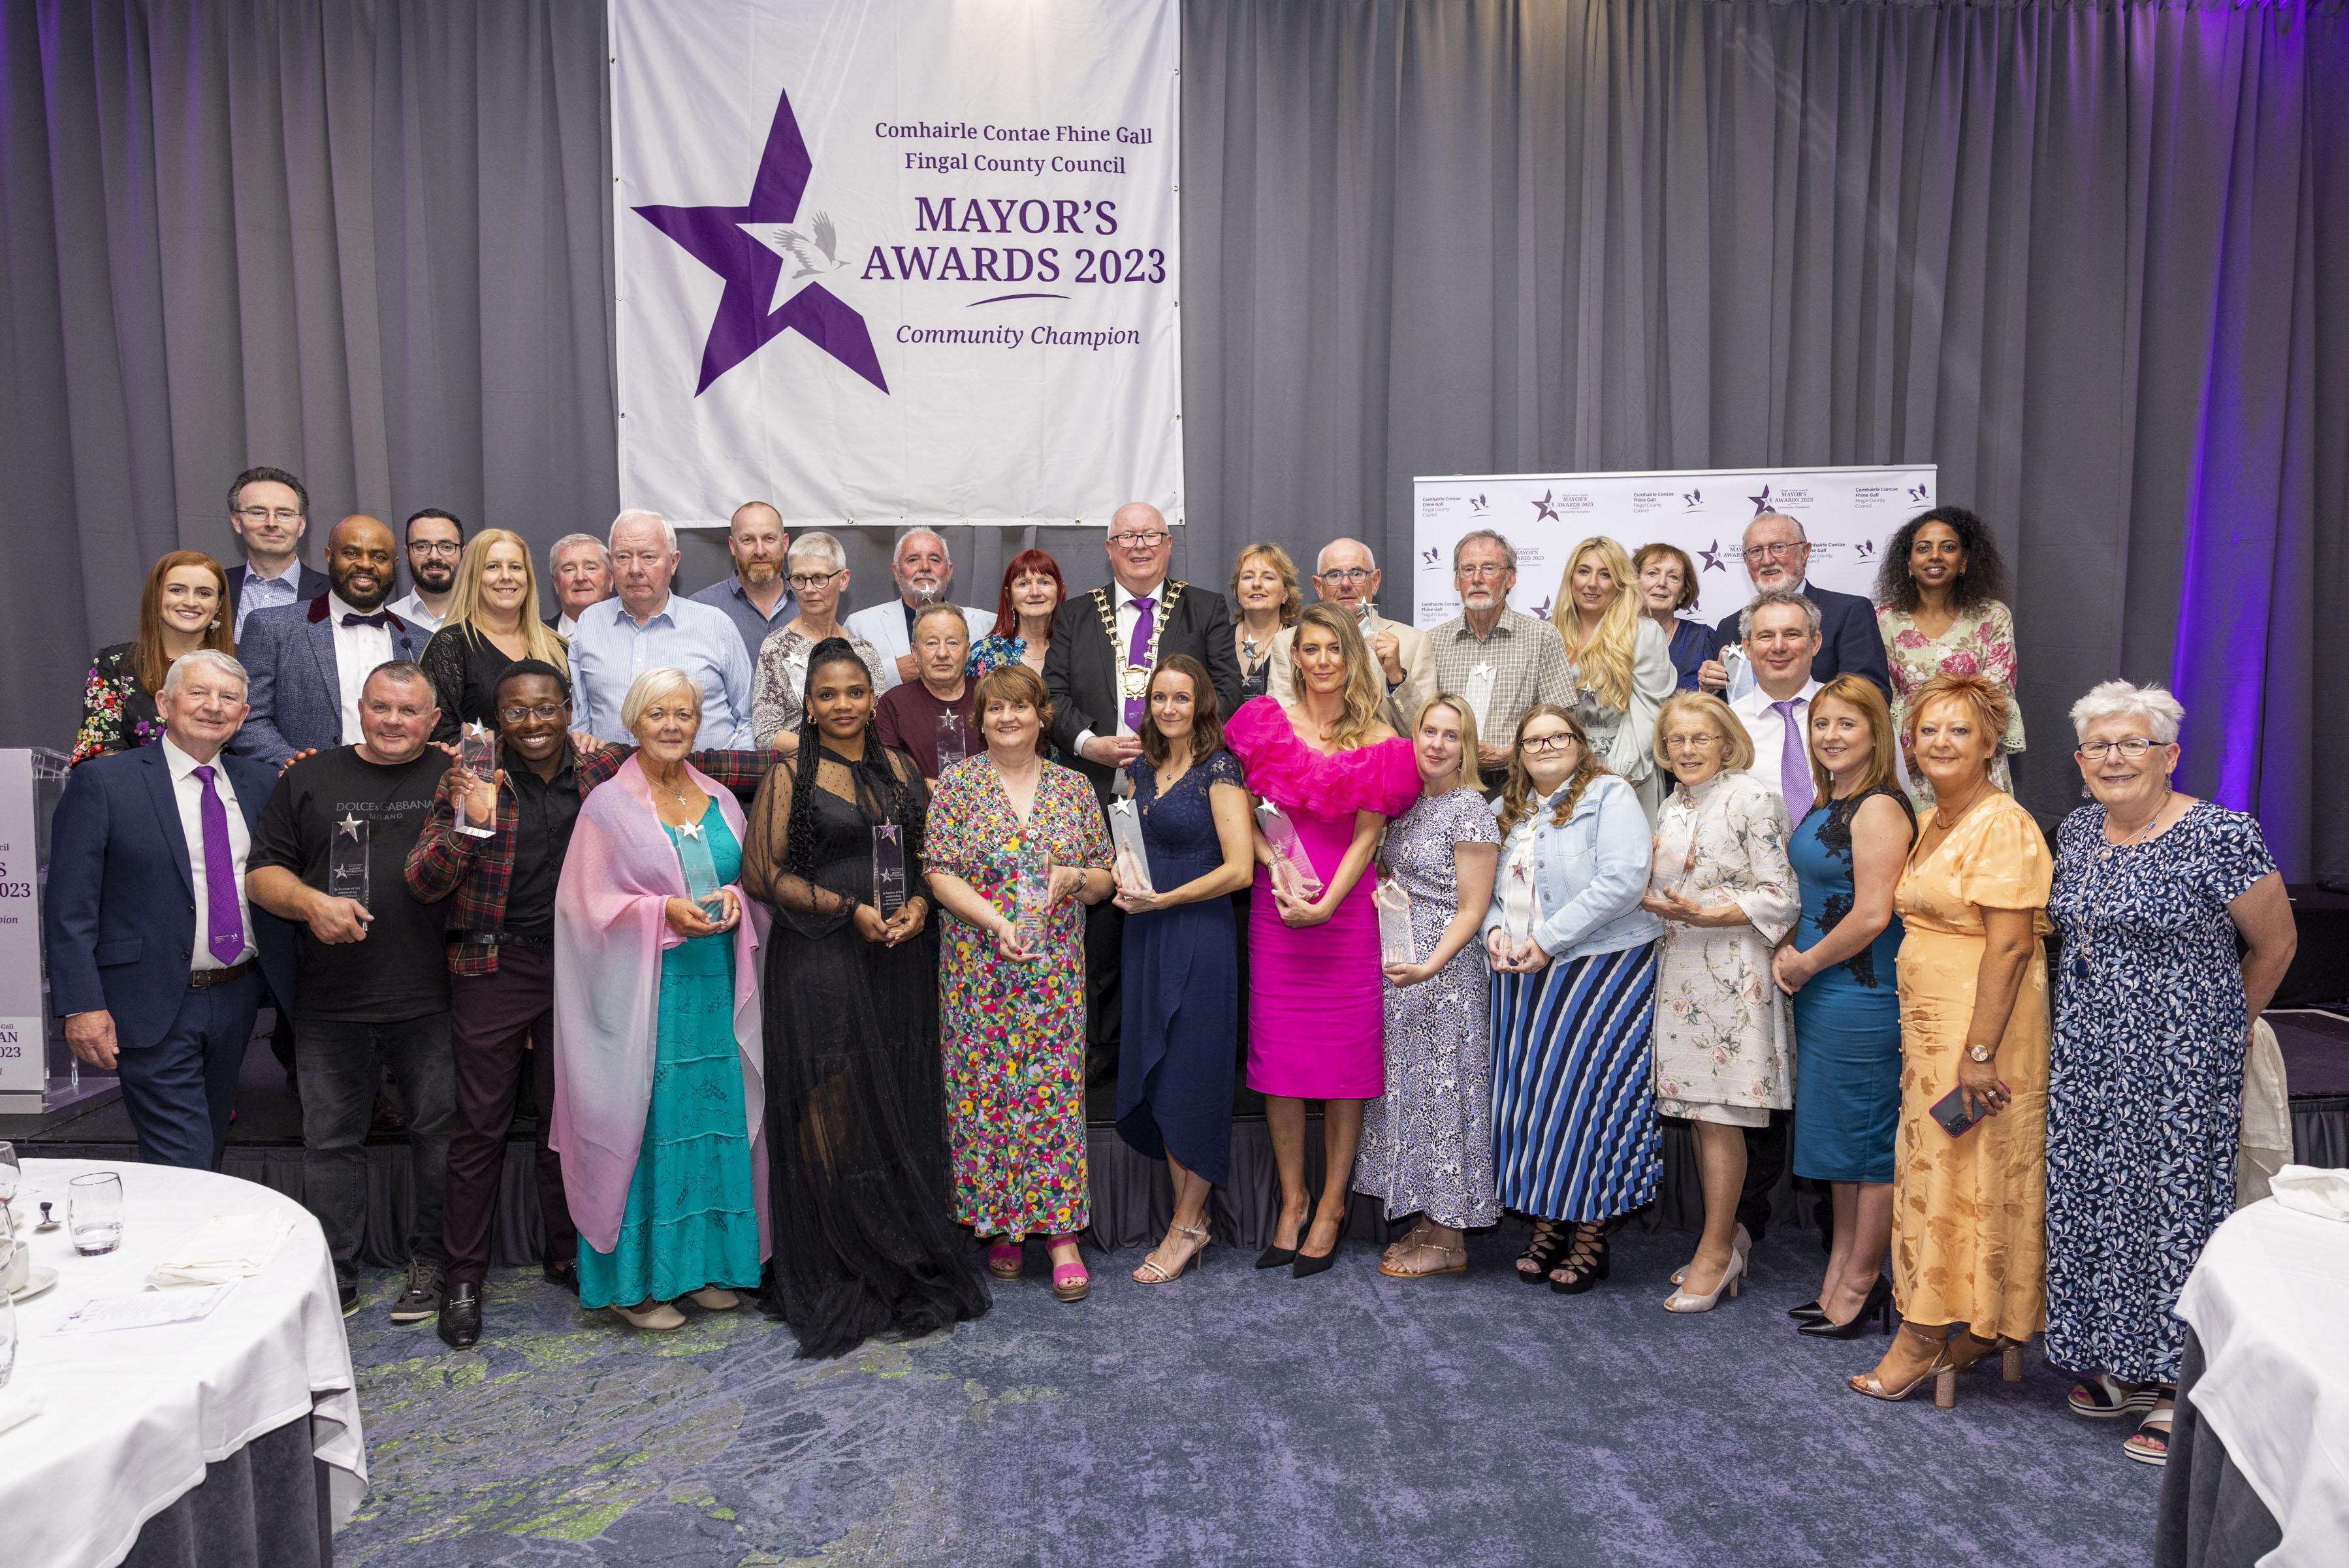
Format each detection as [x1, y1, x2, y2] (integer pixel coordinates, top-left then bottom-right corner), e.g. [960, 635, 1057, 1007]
[3, 0, 2342, 874]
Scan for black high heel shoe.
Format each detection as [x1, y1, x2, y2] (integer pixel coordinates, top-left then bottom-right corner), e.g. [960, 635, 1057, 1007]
[1292, 1211, 1347, 1279]
[1548, 1223, 1611, 1295]
[1254, 1210, 1307, 1270]
[1787, 1299, 1828, 1322]
[1798, 1275, 1894, 1338]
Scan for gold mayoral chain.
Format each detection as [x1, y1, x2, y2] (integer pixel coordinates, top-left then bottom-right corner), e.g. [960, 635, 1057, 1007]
[1094, 581, 1185, 699]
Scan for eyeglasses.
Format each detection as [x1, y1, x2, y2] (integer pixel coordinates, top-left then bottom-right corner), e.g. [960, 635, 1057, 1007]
[1663, 733, 1721, 751]
[2077, 737, 2164, 761]
[1108, 530, 1170, 549]
[786, 569, 846, 590]
[498, 703, 567, 723]
[1743, 541, 1806, 561]
[1315, 568, 1375, 585]
[1458, 563, 1509, 580]
[234, 506, 302, 525]
[408, 540, 463, 558]
[1520, 733, 1580, 754]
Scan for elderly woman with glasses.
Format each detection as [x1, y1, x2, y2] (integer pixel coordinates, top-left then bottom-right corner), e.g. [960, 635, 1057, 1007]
[2043, 681, 2296, 1465]
[750, 532, 889, 750]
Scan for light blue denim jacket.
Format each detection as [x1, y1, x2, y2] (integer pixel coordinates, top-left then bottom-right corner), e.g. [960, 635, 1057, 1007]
[1480, 773, 1664, 961]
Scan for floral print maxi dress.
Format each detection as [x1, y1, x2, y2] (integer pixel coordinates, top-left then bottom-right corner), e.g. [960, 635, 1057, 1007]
[929, 754, 1113, 1237]
[1647, 771, 1800, 1127]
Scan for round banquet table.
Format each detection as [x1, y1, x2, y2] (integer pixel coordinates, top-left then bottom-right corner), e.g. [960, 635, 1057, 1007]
[0, 1159, 366, 1568]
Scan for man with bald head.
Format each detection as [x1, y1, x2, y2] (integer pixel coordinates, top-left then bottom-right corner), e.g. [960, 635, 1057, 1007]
[1267, 537, 1437, 734]
[842, 526, 994, 693]
[690, 500, 797, 660]
[1044, 501, 1241, 1083]
[233, 513, 431, 765]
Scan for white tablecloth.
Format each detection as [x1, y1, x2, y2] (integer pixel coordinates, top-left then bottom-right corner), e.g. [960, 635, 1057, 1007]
[2176, 1197, 2349, 1568]
[0, 1159, 367, 1568]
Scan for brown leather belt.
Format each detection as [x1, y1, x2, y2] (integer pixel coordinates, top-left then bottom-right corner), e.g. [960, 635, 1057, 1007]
[187, 958, 257, 990]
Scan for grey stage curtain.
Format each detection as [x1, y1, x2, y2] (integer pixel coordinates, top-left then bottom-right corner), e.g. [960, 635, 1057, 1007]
[3, 0, 2342, 875]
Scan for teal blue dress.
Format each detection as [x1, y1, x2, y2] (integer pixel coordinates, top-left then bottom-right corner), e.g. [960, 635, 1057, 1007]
[1786, 786, 1913, 1184]
[576, 801, 763, 1308]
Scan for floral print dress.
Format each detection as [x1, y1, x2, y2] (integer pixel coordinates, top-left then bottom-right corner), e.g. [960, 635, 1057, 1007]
[72, 644, 163, 765]
[1647, 771, 1799, 1126]
[928, 754, 1113, 1236]
[1878, 601, 2025, 803]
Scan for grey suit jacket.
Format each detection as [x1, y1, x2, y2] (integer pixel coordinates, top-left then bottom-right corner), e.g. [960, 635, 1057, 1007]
[231, 594, 428, 763]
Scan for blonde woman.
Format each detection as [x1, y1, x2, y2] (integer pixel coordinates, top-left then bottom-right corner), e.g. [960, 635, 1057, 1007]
[419, 528, 571, 743]
[1550, 536, 1676, 817]
[1224, 603, 1421, 1275]
[1230, 543, 1302, 702]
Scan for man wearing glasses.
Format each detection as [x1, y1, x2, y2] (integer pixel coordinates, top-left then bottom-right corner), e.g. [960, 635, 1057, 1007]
[1697, 511, 1891, 701]
[842, 527, 994, 694]
[223, 466, 328, 637]
[1426, 529, 1576, 776]
[387, 509, 466, 633]
[1267, 537, 1437, 735]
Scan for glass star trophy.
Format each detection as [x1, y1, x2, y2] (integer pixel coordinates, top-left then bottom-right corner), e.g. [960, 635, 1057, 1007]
[1373, 873, 1415, 967]
[1108, 796, 1154, 895]
[453, 721, 498, 839]
[1010, 849, 1052, 951]
[674, 817, 727, 921]
[1255, 800, 1324, 899]
[1501, 856, 1537, 952]
[1721, 644, 1759, 704]
[871, 824, 908, 918]
[328, 812, 370, 910]
[1464, 662, 1497, 735]
[935, 711, 968, 771]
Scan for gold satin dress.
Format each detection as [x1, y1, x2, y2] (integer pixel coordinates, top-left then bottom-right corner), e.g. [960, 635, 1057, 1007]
[1890, 790, 2053, 1342]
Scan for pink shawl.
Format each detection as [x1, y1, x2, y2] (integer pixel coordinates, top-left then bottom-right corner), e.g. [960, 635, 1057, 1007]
[550, 754, 771, 1258]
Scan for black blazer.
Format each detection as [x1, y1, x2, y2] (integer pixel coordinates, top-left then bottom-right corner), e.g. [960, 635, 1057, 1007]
[1709, 581, 1892, 701]
[223, 560, 330, 618]
[1044, 579, 1242, 799]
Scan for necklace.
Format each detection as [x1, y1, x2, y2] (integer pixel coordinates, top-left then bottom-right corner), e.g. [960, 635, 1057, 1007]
[2073, 792, 2176, 982]
[2098, 790, 2173, 860]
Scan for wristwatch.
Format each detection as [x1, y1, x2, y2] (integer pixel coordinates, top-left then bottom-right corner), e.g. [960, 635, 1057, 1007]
[1966, 1044, 1995, 1063]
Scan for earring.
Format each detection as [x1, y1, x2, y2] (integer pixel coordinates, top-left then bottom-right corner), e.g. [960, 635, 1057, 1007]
[210, 618, 222, 631]
[2081, 780, 2093, 798]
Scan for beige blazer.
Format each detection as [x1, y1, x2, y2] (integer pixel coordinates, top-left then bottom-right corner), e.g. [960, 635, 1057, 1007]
[1267, 611, 1440, 737]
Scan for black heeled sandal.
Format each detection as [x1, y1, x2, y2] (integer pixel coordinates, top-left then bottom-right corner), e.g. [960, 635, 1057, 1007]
[1514, 1219, 1571, 1285]
[1547, 1223, 1610, 1295]
[1798, 1275, 1894, 1338]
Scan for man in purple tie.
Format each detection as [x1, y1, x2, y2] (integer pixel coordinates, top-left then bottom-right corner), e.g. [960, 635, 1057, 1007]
[1725, 586, 1827, 1254]
[46, 650, 298, 1168]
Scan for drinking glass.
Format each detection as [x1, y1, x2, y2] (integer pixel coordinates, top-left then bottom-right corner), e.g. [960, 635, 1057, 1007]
[69, 1171, 124, 1255]
[0, 1139, 19, 1210]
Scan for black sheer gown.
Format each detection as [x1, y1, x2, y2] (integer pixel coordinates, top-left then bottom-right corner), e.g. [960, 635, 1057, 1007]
[739, 738, 990, 1358]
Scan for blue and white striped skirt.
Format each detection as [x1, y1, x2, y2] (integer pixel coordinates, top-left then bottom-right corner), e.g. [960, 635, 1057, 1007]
[1490, 942, 1661, 1223]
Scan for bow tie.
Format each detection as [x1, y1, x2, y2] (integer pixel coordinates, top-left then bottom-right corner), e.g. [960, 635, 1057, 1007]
[340, 611, 392, 628]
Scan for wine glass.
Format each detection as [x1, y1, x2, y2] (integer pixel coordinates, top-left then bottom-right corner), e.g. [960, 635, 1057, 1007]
[0, 1140, 19, 1219]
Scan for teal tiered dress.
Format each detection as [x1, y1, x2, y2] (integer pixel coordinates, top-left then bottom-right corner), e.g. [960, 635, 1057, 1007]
[575, 801, 763, 1309]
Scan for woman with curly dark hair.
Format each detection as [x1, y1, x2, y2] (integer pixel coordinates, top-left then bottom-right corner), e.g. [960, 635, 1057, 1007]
[1872, 507, 2024, 803]
[739, 637, 990, 1357]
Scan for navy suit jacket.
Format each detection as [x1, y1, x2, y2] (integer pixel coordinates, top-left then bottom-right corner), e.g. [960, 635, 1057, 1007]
[231, 593, 428, 764]
[1710, 581, 1892, 700]
[46, 743, 297, 1052]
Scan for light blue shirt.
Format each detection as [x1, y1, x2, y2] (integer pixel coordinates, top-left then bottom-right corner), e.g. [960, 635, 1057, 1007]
[234, 560, 304, 637]
[566, 593, 755, 748]
[1482, 773, 1663, 961]
[688, 575, 795, 662]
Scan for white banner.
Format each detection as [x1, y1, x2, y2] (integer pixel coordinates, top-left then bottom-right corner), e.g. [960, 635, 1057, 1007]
[1410, 464, 1938, 630]
[611, 0, 1183, 530]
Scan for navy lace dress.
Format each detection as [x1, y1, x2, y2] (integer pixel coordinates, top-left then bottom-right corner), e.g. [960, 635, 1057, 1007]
[1787, 785, 1913, 1183]
[1115, 750, 1245, 1185]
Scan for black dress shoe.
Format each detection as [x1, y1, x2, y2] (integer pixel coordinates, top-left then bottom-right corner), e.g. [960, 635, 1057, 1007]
[438, 1283, 483, 1349]
[542, 1258, 579, 1295]
[338, 1282, 360, 1317]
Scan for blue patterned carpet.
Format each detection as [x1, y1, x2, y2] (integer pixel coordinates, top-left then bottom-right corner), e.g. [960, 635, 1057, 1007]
[341, 1226, 2161, 1566]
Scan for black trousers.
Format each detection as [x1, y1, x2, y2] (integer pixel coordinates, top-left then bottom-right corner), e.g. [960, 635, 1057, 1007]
[296, 1010, 453, 1287]
[441, 947, 575, 1287]
[1083, 897, 1124, 1085]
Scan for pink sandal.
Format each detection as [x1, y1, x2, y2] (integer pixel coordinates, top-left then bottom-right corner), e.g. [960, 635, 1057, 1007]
[987, 1236, 1023, 1280]
[1047, 1232, 1089, 1302]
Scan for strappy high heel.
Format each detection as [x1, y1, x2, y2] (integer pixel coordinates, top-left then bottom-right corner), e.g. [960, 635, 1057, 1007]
[1132, 1221, 1209, 1285]
[1547, 1223, 1610, 1295]
[1047, 1233, 1089, 1302]
[1947, 1332, 2027, 1384]
[1514, 1219, 1571, 1284]
[1849, 1325, 1956, 1404]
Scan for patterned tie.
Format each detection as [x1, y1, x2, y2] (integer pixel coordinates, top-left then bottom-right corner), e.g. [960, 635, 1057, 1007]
[191, 765, 246, 966]
[1773, 699, 1815, 822]
[1122, 594, 1156, 730]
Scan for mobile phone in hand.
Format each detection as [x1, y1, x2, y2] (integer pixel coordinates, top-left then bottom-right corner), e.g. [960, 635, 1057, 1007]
[1930, 1085, 1988, 1138]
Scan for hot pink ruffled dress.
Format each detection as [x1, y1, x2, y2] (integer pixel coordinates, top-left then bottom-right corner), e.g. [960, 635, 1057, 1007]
[1224, 697, 1423, 1098]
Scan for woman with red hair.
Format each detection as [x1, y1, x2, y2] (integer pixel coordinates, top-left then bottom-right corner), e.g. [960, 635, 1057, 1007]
[71, 550, 236, 764]
[967, 549, 1066, 680]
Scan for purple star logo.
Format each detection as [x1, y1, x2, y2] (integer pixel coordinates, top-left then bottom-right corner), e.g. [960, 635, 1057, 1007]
[633, 89, 887, 396]
[1748, 483, 1772, 514]
[1698, 540, 1725, 573]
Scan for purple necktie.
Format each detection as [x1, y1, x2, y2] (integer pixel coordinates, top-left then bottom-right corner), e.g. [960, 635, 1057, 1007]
[192, 765, 246, 966]
[1772, 699, 1815, 822]
[1122, 594, 1156, 730]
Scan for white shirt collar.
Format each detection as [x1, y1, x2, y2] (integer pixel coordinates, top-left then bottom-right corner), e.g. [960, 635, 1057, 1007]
[327, 592, 364, 622]
[161, 735, 223, 782]
[1117, 577, 1166, 611]
[1740, 677, 1824, 713]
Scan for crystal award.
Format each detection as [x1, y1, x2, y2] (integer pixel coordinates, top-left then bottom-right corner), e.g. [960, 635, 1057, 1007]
[328, 812, 370, 910]
[1463, 663, 1497, 735]
[1255, 800, 1324, 899]
[1373, 874, 1415, 967]
[1108, 797, 1155, 895]
[871, 824, 908, 917]
[1010, 850, 1052, 951]
[935, 710, 969, 771]
[1721, 644, 1759, 704]
[453, 722, 498, 839]
[1501, 856, 1537, 950]
[673, 819, 727, 921]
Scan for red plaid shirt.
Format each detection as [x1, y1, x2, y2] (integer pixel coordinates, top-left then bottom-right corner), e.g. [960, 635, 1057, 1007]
[404, 744, 775, 975]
